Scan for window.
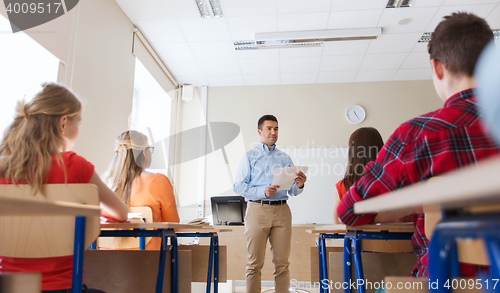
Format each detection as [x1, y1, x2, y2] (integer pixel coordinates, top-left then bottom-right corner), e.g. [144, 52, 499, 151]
[131, 58, 173, 176]
[0, 15, 59, 138]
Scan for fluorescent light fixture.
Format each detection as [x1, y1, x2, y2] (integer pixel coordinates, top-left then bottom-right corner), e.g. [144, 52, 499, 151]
[195, 0, 223, 18]
[386, 0, 413, 8]
[419, 29, 499, 43]
[209, 0, 223, 17]
[234, 28, 380, 51]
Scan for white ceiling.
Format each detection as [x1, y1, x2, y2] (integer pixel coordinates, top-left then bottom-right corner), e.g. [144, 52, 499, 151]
[116, 0, 500, 87]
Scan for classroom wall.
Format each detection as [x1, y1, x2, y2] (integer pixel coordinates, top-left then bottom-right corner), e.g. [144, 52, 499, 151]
[202, 81, 444, 220]
[1, 0, 136, 173]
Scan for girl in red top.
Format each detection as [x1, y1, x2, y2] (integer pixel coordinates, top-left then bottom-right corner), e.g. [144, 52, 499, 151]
[0, 83, 129, 292]
[333, 127, 384, 224]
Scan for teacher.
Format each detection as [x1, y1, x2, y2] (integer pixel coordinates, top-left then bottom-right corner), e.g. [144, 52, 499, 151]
[233, 114, 307, 293]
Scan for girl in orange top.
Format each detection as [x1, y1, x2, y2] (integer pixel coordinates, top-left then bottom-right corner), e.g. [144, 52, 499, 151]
[105, 130, 180, 250]
[333, 127, 383, 224]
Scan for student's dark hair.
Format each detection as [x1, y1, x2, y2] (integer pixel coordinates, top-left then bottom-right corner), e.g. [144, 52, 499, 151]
[258, 115, 278, 129]
[341, 127, 384, 191]
[428, 12, 493, 77]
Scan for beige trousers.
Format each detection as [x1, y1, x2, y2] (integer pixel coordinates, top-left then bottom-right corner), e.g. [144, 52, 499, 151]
[244, 202, 292, 293]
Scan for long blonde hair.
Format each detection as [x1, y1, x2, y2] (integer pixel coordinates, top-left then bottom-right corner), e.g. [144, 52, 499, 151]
[0, 83, 82, 193]
[105, 130, 150, 204]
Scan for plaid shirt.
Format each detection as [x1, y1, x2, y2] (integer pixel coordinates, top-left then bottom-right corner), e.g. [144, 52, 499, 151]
[337, 89, 500, 277]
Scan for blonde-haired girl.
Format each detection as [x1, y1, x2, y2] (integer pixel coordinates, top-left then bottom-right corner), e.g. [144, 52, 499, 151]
[0, 83, 128, 292]
[105, 130, 179, 250]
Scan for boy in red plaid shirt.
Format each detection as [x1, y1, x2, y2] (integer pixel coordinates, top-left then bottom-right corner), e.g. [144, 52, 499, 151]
[337, 12, 500, 277]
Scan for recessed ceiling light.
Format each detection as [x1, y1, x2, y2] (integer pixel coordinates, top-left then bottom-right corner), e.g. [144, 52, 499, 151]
[194, 0, 223, 18]
[397, 18, 413, 25]
[419, 29, 499, 43]
[386, 0, 413, 8]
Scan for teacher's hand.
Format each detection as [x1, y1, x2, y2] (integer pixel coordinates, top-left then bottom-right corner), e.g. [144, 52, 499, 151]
[265, 185, 279, 198]
[295, 172, 307, 188]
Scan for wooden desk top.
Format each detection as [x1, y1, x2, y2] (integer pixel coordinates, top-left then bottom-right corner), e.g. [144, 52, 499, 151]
[0, 197, 101, 217]
[354, 156, 500, 214]
[101, 222, 232, 231]
[306, 223, 415, 234]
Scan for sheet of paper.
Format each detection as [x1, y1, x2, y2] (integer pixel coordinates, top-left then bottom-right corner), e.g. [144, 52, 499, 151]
[271, 166, 309, 191]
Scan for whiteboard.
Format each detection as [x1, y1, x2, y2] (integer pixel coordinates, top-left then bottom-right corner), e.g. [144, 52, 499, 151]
[282, 147, 349, 225]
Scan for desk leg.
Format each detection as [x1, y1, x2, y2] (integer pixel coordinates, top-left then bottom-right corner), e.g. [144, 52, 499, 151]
[450, 241, 460, 279]
[156, 230, 168, 293]
[72, 216, 85, 293]
[213, 233, 219, 293]
[90, 240, 96, 250]
[319, 235, 328, 293]
[484, 236, 500, 280]
[170, 232, 179, 293]
[352, 238, 365, 293]
[207, 234, 215, 293]
[140, 228, 146, 251]
[428, 229, 452, 293]
[343, 236, 352, 293]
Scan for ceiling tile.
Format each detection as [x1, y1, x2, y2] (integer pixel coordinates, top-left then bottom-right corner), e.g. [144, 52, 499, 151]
[277, 0, 332, 14]
[355, 70, 397, 82]
[164, 0, 200, 19]
[330, 0, 387, 11]
[166, 61, 204, 76]
[178, 18, 232, 42]
[317, 71, 356, 83]
[426, 4, 498, 32]
[236, 49, 280, 59]
[189, 41, 237, 60]
[366, 33, 422, 54]
[198, 59, 241, 75]
[327, 10, 383, 29]
[401, 52, 431, 69]
[377, 7, 439, 34]
[412, 42, 429, 52]
[278, 13, 329, 31]
[219, 0, 277, 17]
[244, 74, 281, 85]
[154, 43, 196, 61]
[207, 75, 245, 86]
[280, 56, 322, 73]
[175, 75, 209, 86]
[319, 55, 364, 71]
[227, 16, 278, 40]
[413, 0, 444, 7]
[442, 0, 500, 5]
[239, 58, 280, 74]
[281, 73, 318, 84]
[322, 40, 370, 55]
[136, 20, 186, 43]
[360, 53, 408, 70]
[279, 47, 323, 57]
[116, 0, 174, 21]
[486, 4, 500, 28]
[393, 69, 432, 81]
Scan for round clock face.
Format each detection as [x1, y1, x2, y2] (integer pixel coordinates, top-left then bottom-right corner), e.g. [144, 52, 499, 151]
[346, 105, 366, 124]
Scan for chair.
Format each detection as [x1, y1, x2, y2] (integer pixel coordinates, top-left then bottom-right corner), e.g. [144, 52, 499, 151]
[0, 184, 101, 293]
[98, 206, 153, 249]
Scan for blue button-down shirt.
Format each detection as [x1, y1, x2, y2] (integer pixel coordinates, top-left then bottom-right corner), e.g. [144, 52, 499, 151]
[233, 143, 304, 201]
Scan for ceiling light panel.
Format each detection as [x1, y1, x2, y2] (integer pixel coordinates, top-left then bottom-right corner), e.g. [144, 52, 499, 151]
[195, 0, 211, 18]
[194, 0, 224, 18]
[386, 0, 413, 8]
[209, 0, 223, 17]
[255, 28, 381, 42]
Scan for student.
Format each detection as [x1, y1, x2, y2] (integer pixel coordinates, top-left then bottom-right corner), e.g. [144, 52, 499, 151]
[333, 127, 384, 224]
[233, 115, 307, 293]
[337, 12, 500, 277]
[105, 130, 179, 250]
[0, 83, 129, 293]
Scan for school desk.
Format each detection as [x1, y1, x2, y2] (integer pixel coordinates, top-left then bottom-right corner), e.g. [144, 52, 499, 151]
[354, 156, 500, 293]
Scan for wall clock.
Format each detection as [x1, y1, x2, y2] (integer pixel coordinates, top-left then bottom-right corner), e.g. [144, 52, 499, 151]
[346, 105, 366, 124]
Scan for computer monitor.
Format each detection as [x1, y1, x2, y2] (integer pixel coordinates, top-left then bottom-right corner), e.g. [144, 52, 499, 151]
[211, 196, 247, 226]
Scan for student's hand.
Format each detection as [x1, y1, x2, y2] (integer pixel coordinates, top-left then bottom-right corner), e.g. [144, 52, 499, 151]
[295, 172, 307, 188]
[265, 185, 279, 197]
